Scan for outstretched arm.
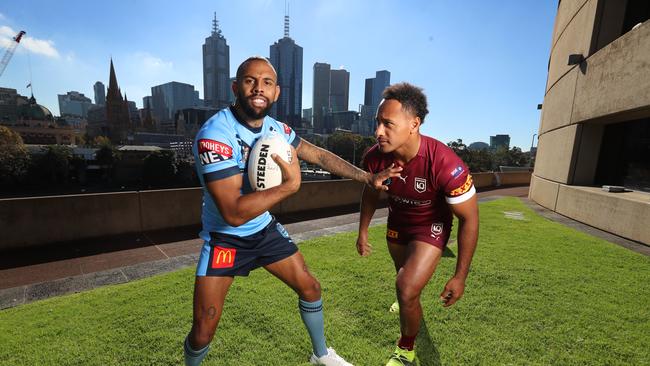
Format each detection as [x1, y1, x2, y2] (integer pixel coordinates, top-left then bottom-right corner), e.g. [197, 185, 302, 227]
[440, 194, 479, 307]
[356, 185, 380, 256]
[296, 139, 401, 190]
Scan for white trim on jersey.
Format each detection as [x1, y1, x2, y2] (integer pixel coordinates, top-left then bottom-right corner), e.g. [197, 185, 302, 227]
[445, 185, 476, 205]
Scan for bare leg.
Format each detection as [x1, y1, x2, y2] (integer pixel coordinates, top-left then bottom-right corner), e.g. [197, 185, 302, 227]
[265, 251, 329, 358]
[264, 251, 321, 301]
[188, 276, 234, 350]
[395, 241, 442, 337]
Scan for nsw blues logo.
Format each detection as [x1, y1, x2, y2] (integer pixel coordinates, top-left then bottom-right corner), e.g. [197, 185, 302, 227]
[276, 223, 291, 240]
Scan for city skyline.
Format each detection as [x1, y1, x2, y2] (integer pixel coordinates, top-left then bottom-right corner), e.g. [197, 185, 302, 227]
[0, 1, 556, 149]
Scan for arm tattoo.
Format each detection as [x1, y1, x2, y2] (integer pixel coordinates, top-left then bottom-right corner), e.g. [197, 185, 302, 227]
[318, 151, 368, 183]
[299, 141, 369, 184]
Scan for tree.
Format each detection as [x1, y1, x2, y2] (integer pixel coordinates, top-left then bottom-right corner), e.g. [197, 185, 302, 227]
[327, 132, 357, 165]
[357, 136, 377, 167]
[0, 126, 30, 186]
[142, 150, 178, 187]
[95, 145, 120, 166]
[93, 135, 112, 148]
[493, 146, 530, 170]
[29, 145, 73, 185]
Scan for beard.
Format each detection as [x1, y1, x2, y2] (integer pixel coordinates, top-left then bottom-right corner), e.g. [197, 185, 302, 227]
[237, 92, 274, 120]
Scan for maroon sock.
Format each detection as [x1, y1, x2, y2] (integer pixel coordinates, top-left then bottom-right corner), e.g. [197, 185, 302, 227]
[397, 335, 417, 351]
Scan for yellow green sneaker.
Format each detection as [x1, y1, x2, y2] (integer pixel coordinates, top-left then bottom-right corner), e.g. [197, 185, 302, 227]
[385, 346, 416, 366]
[389, 301, 400, 313]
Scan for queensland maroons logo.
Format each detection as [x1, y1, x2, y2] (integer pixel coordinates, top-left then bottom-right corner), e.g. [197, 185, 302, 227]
[414, 177, 427, 193]
[431, 223, 444, 238]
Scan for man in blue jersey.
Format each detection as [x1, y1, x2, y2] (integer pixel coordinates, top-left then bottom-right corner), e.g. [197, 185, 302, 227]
[184, 56, 401, 366]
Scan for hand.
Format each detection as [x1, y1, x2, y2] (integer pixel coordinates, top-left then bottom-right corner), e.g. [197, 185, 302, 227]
[369, 163, 403, 191]
[355, 236, 373, 257]
[273, 146, 301, 193]
[439, 276, 466, 307]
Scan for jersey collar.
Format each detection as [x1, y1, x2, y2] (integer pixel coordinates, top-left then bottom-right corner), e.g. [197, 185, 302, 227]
[229, 105, 263, 134]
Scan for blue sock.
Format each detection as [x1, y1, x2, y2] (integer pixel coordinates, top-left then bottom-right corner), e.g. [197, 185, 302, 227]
[299, 298, 328, 357]
[184, 335, 210, 366]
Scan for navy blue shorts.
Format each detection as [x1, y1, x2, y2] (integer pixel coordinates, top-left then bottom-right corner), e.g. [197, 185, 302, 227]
[196, 219, 298, 277]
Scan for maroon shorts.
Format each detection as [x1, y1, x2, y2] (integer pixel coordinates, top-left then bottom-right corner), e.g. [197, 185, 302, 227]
[386, 221, 452, 250]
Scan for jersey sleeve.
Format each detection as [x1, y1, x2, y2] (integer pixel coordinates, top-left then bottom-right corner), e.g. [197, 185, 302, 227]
[362, 145, 380, 173]
[194, 122, 240, 183]
[437, 150, 476, 205]
[276, 121, 301, 149]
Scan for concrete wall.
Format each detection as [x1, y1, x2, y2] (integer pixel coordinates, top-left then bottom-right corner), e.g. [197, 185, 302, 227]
[531, 0, 650, 245]
[555, 186, 650, 244]
[0, 192, 142, 250]
[0, 172, 530, 251]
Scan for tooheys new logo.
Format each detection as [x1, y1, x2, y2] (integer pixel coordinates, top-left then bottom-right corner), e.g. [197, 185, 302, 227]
[255, 143, 271, 189]
[198, 139, 233, 165]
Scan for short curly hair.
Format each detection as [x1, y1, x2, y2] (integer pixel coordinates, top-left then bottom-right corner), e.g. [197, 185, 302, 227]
[235, 56, 277, 83]
[382, 82, 429, 124]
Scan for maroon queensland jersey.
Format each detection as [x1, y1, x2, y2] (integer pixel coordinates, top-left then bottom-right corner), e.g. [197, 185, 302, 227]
[363, 135, 476, 231]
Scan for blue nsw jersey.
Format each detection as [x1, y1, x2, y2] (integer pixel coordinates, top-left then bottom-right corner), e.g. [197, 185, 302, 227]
[192, 106, 301, 240]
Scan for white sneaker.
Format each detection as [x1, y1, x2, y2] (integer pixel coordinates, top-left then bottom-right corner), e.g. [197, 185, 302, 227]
[309, 347, 354, 366]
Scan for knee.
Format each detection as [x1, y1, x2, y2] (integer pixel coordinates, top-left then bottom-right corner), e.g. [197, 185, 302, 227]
[190, 322, 216, 348]
[298, 277, 321, 300]
[396, 277, 421, 305]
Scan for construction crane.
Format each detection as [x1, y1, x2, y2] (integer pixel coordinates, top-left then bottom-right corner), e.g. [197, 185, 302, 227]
[0, 30, 26, 79]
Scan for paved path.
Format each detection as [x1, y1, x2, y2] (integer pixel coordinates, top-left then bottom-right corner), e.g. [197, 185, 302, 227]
[11, 184, 643, 311]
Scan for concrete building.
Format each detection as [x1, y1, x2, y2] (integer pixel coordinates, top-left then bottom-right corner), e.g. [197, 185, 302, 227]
[0, 87, 18, 122]
[311, 63, 352, 133]
[269, 11, 303, 128]
[490, 134, 510, 150]
[4, 95, 78, 145]
[530, 0, 650, 244]
[329, 69, 349, 113]
[150, 81, 198, 123]
[324, 110, 358, 134]
[202, 14, 230, 110]
[58, 91, 93, 118]
[93, 81, 105, 106]
[360, 70, 390, 134]
[364, 70, 390, 108]
[312, 62, 331, 133]
[302, 108, 312, 127]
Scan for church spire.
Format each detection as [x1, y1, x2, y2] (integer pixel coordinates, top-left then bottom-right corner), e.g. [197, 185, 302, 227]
[107, 58, 122, 100]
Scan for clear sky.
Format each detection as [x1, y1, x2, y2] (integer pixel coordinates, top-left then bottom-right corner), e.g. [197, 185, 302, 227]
[0, 0, 557, 149]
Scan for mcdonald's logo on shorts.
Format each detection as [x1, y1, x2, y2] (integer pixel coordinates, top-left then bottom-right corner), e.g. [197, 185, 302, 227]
[211, 246, 236, 269]
[387, 229, 399, 239]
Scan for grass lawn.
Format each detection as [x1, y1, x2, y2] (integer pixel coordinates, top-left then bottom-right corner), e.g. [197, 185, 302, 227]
[1, 197, 649, 365]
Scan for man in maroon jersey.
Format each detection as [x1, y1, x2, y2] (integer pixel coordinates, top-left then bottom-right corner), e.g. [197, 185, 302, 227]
[356, 82, 479, 366]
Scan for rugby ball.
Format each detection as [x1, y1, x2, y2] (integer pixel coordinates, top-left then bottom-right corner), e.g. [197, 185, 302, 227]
[248, 133, 292, 191]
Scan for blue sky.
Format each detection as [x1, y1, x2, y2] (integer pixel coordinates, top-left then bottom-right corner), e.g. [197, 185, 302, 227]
[0, 0, 556, 149]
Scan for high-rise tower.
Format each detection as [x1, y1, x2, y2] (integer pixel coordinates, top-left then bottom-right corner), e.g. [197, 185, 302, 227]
[269, 4, 303, 127]
[203, 13, 230, 109]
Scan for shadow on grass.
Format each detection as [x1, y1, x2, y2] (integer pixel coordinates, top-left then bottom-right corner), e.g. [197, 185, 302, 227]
[417, 319, 441, 366]
[442, 246, 455, 258]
